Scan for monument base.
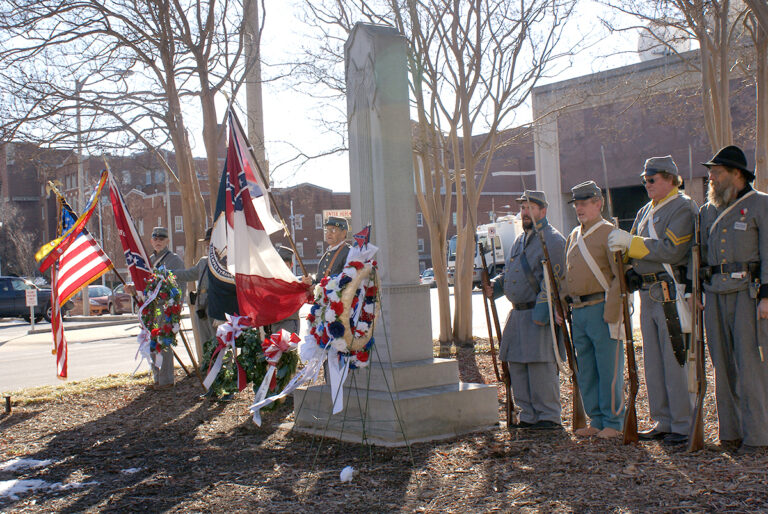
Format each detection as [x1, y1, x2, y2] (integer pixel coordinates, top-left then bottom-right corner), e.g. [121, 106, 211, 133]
[293, 360, 499, 446]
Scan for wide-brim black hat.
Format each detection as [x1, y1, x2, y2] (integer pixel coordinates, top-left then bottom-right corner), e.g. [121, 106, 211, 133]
[702, 145, 754, 181]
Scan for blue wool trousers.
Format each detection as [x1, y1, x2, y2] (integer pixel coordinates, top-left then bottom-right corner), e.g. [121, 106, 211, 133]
[570, 302, 624, 430]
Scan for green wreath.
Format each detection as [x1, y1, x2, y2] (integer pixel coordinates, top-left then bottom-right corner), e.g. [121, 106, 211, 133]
[201, 327, 299, 408]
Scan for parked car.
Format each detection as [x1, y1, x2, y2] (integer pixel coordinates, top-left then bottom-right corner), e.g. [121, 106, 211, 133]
[0, 275, 72, 322]
[108, 284, 136, 314]
[420, 268, 436, 287]
[68, 285, 113, 316]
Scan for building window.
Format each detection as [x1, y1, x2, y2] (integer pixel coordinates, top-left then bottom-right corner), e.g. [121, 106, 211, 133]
[452, 212, 457, 226]
[137, 219, 144, 236]
[122, 170, 131, 185]
[315, 213, 323, 229]
[174, 216, 183, 232]
[316, 241, 324, 256]
[157, 217, 162, 228]
[417, 238, 425, 253]
[296, 242, 304, 257]
[155, 170, 164, 183]
[175, 246, 184, 258]
[145, 171, 152, 185]
[294, 214, 303, 230]
[416, 212, 423, 227]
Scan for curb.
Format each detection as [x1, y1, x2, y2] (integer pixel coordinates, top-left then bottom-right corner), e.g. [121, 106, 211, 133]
[26, 313, 190, 335]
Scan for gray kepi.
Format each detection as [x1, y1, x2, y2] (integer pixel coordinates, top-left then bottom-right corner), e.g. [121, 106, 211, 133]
[516, 190, 548, 208]
[568, 180, 603, 203]
[641, 155, 679, 177]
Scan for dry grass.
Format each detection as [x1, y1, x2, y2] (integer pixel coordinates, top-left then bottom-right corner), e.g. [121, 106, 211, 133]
[2, 372, 151, 406]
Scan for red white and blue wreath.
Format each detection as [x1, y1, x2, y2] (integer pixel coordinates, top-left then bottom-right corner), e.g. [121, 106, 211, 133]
[135, 268, 182, 371]
[249, 228, 379, 424]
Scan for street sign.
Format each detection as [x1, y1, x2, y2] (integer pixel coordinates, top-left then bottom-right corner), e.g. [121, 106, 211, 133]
[323, 209, 352, 221]
[487, 226, 497, 238]
[25, 289, 38, 307]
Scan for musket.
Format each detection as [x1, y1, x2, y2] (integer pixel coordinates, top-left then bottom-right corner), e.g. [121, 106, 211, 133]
[613, 219, 639, 444]
[478, 243, 502, 382]
[519, 186, 587, 430]
[688, 212, 706, 451]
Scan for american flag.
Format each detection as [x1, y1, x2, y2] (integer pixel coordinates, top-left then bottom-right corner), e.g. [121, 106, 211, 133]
[56, 200, 113, 305]
[51, 198, 113, 378]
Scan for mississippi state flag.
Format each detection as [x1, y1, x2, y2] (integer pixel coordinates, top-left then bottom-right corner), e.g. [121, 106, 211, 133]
[223, 109, 310, 326]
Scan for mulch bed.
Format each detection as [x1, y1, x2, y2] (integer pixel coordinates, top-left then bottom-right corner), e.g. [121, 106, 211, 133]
[1, 340, 767, 512]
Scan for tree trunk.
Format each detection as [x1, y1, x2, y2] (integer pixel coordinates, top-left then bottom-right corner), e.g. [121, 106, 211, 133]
[200, 87, 221, 221]
[755, 28, 768, 191]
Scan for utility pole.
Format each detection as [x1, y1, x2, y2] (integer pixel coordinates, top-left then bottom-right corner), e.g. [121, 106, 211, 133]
[76, 78, 89, 315]
[290, 199, 297, 274]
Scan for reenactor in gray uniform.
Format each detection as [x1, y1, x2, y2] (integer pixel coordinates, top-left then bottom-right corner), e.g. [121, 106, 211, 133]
[698, 145, 768, 455]
[563, 181, 624, 439]
[300, 216, 351, 285]
[484, 191, 566, 430]
[608, 156, 696, 445]
[148, 226, 185, 387]
[174, 228, 215, 360]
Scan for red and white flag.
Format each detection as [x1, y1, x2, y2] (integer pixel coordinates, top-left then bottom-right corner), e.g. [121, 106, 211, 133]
[107, 171, 152, 292]
[223, 109, 310, 326]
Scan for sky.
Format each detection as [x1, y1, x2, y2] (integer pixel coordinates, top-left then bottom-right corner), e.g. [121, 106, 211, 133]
[224, 1, 646, 192]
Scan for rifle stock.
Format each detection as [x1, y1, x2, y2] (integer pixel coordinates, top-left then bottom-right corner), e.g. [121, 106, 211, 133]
[615, 250, 639, 444]
[479, 245, 515, 426]
[688, 214, 706, 452]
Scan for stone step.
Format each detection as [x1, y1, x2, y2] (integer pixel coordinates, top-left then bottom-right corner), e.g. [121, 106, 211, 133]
[293, 381, 499, 446]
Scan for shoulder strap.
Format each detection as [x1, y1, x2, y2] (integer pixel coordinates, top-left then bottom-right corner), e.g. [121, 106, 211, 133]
[709, 190, 756, 236]
[575, 225, 610, 291]
[323, 244, 346, 278]
[518, 250, 541, 294]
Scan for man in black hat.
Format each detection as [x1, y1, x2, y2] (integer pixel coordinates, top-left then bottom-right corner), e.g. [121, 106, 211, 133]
[148, 226, 186, 386]
[175, 227, 214, 359]
[300, 216, 351, 285]
[608, 156, 697, 446]
[697, 145, 768, 454]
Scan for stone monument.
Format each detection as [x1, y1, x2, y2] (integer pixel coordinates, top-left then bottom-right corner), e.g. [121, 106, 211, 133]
[293, 23, 498, 445]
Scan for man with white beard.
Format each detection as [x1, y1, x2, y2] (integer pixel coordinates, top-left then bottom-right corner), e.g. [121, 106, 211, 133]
[698, 145, 768, 455]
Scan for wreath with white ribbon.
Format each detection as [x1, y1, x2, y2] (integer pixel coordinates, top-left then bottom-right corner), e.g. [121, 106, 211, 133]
[249, 242, 380, 425]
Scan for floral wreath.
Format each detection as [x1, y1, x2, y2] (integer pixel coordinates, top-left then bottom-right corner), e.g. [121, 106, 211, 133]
[200, 327, 299, 405]
[305, 258, 379, 369]
[141, 268, 182, 352]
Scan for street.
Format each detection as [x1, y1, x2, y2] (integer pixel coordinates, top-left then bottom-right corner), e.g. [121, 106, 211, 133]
[0, 288, 637, 394]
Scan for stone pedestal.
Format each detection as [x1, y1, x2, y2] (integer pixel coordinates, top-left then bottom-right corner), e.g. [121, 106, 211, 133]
[293, 23, 497, 446]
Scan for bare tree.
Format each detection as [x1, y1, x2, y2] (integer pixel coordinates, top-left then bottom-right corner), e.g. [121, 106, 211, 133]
[0, 0, 258, 265]
[0, 201, 37, 278]
[603, 1, 750, 152]
[298, 0, 576, 345]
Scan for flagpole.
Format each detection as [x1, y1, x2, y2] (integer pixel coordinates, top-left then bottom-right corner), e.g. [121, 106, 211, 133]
[228, 109, 309, 277]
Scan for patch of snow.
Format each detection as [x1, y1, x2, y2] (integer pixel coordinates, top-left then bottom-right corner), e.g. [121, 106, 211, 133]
[339, 466, 355, 482]
[0, 479, 98, 501]
[0, 459, 52, 472]
[120, 468, 142, 474]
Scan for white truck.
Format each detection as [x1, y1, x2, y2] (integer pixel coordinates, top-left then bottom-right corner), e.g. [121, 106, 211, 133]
[447, 214, 521, 287]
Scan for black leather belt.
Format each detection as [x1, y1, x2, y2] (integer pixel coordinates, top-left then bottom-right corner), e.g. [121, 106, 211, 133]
[701, 261, 759, 279]
[513, 301, 536, 310]
[567, 292, 604, 304]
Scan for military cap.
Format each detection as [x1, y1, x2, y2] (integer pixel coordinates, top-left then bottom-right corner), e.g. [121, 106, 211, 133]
[151, 226, 169, 238]
[197, 227, 212, 242]
[277, 245, 294, 262]
[516, 190, 548, 208]
[325, 216, 348, 231]
[702, 145, 754, 181]
[568, 180, 603, 203]
[641, 155, 679, 177]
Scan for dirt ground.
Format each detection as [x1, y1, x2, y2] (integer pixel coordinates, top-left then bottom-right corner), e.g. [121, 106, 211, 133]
[1, 340, 767, 513]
